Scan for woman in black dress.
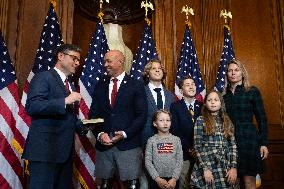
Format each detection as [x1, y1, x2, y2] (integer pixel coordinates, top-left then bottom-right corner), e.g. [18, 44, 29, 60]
[223, 59, 269, 189]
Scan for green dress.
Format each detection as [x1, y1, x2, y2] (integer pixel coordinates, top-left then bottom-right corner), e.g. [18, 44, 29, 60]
[224, 85, 268, 176]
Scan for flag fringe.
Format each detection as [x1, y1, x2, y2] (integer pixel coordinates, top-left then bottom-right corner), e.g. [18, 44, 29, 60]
[11, 138, 30, 175]
[73, 165, 91, 189]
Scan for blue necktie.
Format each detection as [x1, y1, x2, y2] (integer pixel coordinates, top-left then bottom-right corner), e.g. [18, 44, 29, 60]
[154, 88, 163, 110]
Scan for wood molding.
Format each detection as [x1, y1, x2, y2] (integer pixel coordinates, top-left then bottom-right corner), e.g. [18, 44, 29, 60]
[0, 0, 8, 38]
[269, 0, 284, 128]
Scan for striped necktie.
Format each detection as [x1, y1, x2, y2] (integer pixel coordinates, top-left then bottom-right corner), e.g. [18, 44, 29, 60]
[189, 104, 195, 122]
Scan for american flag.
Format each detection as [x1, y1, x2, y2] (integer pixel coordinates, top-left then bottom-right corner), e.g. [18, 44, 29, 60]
[0, 31, 24, 188]
[175, 25, 205, 102]
[214, 25, 235, 93]
[76, 21, 109, 189]
[20, 3, 63, 128]
[157, 143, 174, 153]
[130, 24, 158, 80]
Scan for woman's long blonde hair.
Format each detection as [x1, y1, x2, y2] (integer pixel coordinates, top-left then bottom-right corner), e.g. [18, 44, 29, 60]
[202, 90, 234, 138]
[225, 59, 251, 92]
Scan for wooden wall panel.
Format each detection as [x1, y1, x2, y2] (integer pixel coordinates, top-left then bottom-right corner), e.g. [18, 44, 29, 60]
[57, 0, 74, 44]
[0, 0, 8, 38]
[153, 0, 176, 91]
[6, 0, 20, 64]
[231, 0, 280, 124]
[269, 0, 284, 127]
[14, 0, 49, 91]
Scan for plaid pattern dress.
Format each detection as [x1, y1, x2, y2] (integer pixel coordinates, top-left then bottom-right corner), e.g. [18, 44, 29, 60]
[191, 116, 238, 189]
[224, 85, 268, 176]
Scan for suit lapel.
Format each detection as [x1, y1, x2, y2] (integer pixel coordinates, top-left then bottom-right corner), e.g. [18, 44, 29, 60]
[145, 85, 157, 110]
[114, 75, 129, 106]
[181, 98, 194, 123]
[102, 78, 112, 110]
[50, 69, 68, 96]
[164, 89, 172, 109]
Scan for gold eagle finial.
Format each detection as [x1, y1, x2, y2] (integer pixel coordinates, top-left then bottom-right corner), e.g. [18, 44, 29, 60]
[98, 0, 110, 23]
[220, 9, 232, 24]
[181, 5, 194, 28]
[141, 0, 154, 25]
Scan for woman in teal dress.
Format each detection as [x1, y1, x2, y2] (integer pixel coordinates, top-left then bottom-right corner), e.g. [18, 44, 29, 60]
[223, 59, 269, 189]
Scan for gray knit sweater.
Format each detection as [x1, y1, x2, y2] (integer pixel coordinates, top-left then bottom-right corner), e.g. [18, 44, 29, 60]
[145, 134, 183, 180]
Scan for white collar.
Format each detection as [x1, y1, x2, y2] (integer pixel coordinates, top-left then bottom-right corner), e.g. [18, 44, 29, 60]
[111, 71, 126, 81]
[148, 82, 163, 91]
[54, 67, 67, 82]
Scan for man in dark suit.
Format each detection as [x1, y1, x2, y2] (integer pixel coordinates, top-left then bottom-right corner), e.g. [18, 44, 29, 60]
[170, 76, 203, 189]
[89, 50, 147, 189]
[140, 60, 175, 189]
[22, 44, 85, 189]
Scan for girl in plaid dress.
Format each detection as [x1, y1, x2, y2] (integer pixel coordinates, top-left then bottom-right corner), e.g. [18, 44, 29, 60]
[224, 59, 269, 189]
[191, 91, 238, 189]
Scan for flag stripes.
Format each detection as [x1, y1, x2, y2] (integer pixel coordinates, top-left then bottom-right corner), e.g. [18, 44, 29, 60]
[0, 30, 24, 188]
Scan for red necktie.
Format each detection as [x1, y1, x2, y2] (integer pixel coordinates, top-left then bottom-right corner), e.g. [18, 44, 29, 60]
[65, 79, 71, 95]
[111, 78, 118, 107]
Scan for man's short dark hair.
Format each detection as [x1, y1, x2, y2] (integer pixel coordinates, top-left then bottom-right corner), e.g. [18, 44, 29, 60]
[178, 75, 195, 89]
[55, 44, 81, 61]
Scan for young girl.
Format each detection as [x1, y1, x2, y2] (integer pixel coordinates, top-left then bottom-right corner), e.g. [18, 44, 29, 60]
[145, 110, 183, 189]
[191, 91, 238, 188]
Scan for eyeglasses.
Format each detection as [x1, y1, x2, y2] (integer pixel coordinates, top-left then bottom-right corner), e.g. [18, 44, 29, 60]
[63, 53, 80, 62]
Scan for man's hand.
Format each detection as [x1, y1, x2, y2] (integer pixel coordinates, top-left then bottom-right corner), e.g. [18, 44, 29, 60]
[111, 131, 124, 143]
[65, 92, 81, 105]
[99, 133, 113, 146]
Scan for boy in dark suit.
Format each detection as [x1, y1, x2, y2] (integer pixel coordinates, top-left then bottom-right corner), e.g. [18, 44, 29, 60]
[23, 44, 86, 189]
[170, 76, 203, 189]
[140, 60, 175, 189]
[89, 50, 147, 189]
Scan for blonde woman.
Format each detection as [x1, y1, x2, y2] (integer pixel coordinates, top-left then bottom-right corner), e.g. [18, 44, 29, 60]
[224, 59, 269, 189]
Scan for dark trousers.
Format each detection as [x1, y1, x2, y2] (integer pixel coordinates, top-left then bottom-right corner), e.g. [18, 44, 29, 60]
[28, 153, 73, 189]
[150, 177, 179, 189]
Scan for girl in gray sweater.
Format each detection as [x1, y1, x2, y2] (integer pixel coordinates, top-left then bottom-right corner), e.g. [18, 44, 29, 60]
[145, 110, 183, 189]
